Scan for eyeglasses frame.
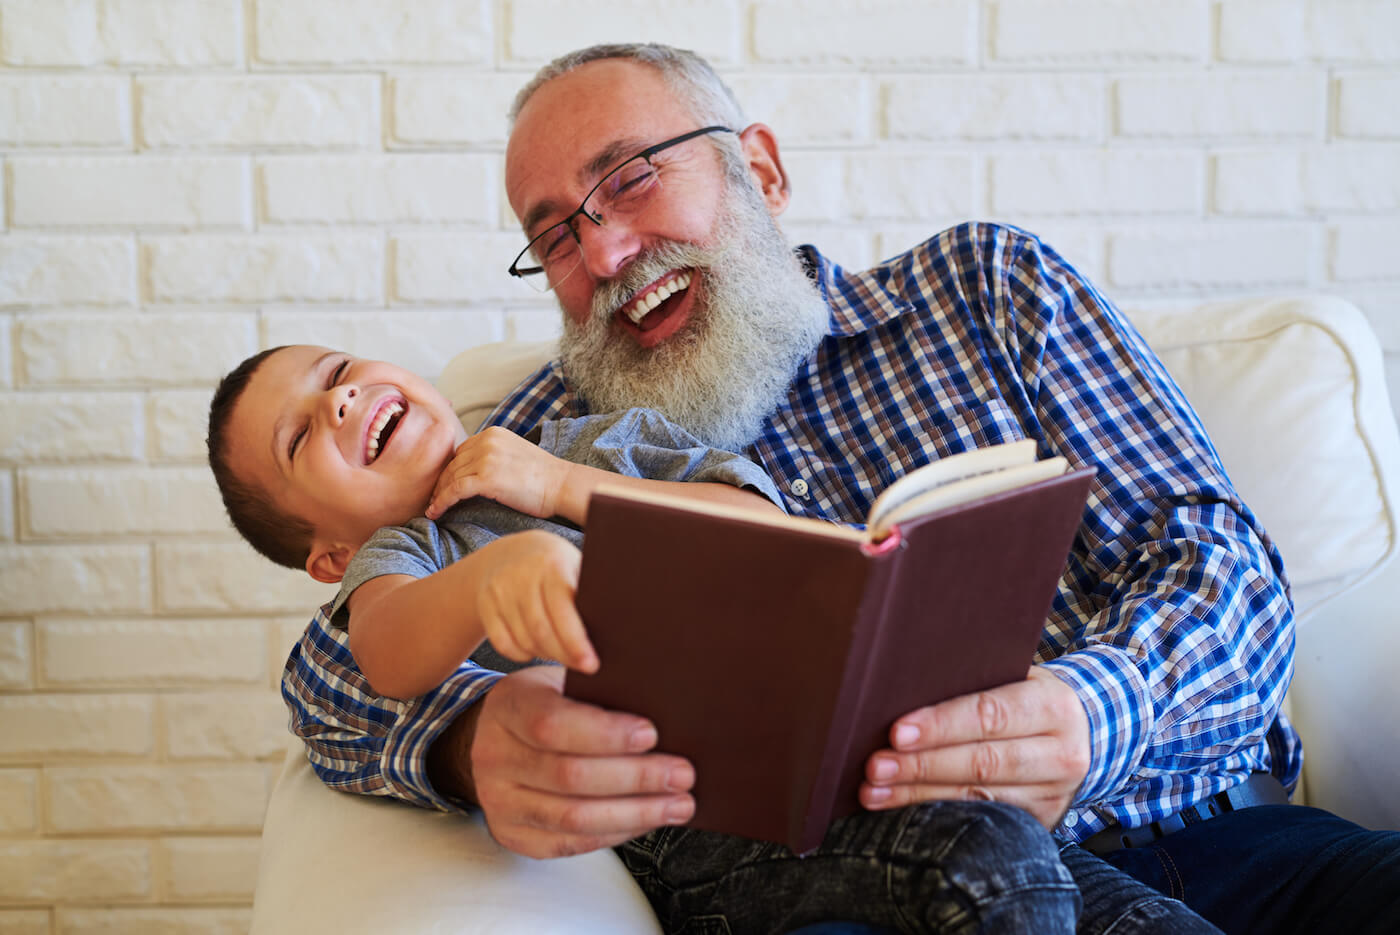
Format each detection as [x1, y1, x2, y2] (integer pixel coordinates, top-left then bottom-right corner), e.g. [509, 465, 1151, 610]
[507, 125, 736, 286]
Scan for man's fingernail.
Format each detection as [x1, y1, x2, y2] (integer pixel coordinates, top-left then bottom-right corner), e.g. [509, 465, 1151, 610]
[865, 786, 891, 805]
[667, 766, 694, 791]
[894, 724, 920, 748]
[664, 799, 693, 824]
[871, 757, 896, 781]
[630, 724, 657, 749]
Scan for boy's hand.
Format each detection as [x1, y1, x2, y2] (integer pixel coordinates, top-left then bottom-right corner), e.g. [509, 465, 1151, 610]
[476, 530, 597, 674]
[426, 427, 570, 521]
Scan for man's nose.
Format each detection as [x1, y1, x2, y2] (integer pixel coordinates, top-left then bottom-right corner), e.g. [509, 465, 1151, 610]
[574, 220, 642, 281]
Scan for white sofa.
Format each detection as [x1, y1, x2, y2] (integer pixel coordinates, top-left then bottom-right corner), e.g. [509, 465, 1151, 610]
[250, 295, 1400, 934]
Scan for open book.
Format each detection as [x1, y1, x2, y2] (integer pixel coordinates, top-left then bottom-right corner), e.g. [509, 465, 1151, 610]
[565, 440, 1095, 853]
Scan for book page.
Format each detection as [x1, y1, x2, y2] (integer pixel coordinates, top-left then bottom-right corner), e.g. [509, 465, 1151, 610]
[865, 440, 1039, 537]
[590, 484, 869, 544]
[868, 456, 1068, 540]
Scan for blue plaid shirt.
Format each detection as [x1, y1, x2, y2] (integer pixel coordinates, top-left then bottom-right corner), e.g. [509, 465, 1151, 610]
[282, 222, 1301, 842]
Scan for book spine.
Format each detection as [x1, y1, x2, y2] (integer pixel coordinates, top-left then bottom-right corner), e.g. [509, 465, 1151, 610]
[796, 540, 905, 852]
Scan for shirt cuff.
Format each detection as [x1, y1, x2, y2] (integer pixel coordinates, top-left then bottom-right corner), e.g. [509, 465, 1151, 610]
[378, 665, 506, 813]
[1039, 645, 1154, 807]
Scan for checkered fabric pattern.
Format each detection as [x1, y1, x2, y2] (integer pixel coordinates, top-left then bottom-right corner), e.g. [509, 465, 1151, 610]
[282, 222, 1300, 841]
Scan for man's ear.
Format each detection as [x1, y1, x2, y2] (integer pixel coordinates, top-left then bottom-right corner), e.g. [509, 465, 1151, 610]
[737, 123, 790, 217]
[306, 540, 354, 584]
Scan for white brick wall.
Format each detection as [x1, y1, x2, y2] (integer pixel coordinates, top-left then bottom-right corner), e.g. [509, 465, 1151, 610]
[2, 0, 1398, 925]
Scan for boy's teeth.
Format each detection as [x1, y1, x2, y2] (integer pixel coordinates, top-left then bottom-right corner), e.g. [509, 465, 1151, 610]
[366, 401, 404, 462]
[625, 272, 691, 325]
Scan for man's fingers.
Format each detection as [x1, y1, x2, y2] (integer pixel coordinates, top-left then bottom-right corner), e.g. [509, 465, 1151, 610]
[857, 776, 1068, 829]
[489, 666, 662, 757]
[487, 792, 692, 859]
[866, 735, 1072, 789]
[889, 672, 1085, 751]
[501, 748, 696, 800]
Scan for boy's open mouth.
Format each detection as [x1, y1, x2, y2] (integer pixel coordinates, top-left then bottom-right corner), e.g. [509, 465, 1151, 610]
[365, 399, 405, 464]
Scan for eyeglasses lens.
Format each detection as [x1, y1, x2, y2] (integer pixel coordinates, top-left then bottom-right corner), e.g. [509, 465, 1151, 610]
[516, 158, 663, 293]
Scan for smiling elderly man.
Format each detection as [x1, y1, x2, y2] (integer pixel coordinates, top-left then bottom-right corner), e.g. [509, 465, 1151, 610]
[282, 44, 1400, 935]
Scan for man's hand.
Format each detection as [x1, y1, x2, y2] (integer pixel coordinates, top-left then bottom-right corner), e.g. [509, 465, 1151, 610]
[452, 665, 698, 859]
[426, 426, 571, 521]
[858, 668, 1091, 829]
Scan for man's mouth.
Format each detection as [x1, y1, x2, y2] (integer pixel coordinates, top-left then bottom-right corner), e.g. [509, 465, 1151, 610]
[620, 271, 693, 328]
[365, 399, 405, 463]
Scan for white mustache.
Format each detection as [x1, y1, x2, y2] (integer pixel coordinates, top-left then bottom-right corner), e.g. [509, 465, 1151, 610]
[590, 240, 717, 323]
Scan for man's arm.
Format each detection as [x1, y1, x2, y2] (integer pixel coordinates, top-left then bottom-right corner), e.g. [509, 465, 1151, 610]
[859, 226, 1292, 829]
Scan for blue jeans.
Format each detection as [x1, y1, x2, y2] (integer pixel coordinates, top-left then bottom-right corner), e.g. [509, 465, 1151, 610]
[614, 801, 1214, 934]
[1080, 804, 1400, 934]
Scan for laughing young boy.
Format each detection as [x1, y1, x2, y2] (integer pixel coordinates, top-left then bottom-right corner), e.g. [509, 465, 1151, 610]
[205, 344, 783, 699]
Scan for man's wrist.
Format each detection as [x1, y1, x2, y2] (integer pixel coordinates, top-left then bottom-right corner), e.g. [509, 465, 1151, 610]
[427, 702, 484, 805]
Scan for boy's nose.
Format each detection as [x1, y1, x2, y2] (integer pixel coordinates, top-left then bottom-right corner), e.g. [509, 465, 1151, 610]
[331, 385, 358, 421]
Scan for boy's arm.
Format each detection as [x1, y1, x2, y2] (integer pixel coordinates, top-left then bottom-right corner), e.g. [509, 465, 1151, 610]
[345, 530, 592, 700]
[426, 424, 781, 527]
[554, 462, 780, 525]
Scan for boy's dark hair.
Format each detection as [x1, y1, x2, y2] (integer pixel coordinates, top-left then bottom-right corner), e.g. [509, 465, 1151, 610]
[207, 347, 315, 571]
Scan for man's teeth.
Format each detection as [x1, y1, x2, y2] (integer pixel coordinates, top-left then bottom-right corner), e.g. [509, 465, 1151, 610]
[366, 401, 403, 462]
[624, 272, 691, 325]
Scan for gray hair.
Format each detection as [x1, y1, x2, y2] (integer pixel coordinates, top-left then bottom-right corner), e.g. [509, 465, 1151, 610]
[509, 43, 748, 135]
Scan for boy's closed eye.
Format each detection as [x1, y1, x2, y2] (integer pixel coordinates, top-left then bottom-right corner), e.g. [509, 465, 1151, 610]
[289, 357, 351, 460]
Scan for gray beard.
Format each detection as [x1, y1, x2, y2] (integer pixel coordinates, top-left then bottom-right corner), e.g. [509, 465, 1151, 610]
[559, 177, 829, 452]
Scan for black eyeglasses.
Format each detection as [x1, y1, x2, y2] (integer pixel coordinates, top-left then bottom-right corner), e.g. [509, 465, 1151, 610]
[507, 126, 735, 292]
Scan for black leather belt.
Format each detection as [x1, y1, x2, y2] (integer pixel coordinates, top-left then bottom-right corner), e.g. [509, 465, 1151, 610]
[1081, 772, 1288, 856]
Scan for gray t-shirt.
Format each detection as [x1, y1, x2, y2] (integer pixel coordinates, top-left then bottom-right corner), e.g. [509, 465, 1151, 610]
[329, 408, 783, 669]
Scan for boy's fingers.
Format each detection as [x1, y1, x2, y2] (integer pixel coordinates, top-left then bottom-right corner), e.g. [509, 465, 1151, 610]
[486, 625, 530, 663]
[524, 587, 572, 672]
[427, 471, 480, 518]
[544, 582, 596, 673]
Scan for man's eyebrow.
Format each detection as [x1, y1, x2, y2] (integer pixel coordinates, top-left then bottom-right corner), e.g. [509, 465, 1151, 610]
[580, 138, 642, 183]
[270, 350, 339, 473]
[520, 137, 648, 235]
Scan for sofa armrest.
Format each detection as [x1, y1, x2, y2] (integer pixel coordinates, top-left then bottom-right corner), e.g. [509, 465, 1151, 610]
[250, 740, 663, 934]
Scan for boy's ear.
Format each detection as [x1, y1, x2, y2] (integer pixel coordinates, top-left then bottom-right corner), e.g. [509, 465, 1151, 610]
[737, 122, 790, 217]
[306, 540, 354, 584]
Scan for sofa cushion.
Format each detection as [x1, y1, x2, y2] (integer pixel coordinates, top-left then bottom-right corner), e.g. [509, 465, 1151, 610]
[1128, 296, 1399, 621]
[438, 338, 557, 434]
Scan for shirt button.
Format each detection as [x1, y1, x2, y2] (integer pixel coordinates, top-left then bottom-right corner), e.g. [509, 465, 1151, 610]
[1063, 811, 1078, 826]
[789, 478, 809, 498]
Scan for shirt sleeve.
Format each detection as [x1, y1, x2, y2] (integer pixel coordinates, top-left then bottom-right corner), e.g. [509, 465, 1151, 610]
[977, 228, 1294, 821]
[538, 407, 788, 510]
[281, 601, 504, 812]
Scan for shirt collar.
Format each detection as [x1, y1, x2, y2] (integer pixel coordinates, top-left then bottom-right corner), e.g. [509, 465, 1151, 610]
[798, 243, 916, 337]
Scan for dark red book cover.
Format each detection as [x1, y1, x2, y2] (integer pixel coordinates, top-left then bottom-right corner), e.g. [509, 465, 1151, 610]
[567, 466, 1094, 853]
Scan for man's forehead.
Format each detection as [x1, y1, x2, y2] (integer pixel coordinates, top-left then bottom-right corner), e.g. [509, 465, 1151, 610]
[506, 61, 694, 199]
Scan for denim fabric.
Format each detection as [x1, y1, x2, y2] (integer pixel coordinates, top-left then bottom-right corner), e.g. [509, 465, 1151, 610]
[1056, 841, 1222, 935]
[614, 801, 1078, 935]
[1088, 804, 1400, 934]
